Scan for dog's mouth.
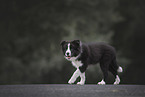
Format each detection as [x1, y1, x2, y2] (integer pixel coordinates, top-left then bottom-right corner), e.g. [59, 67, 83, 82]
[66, 56, 71, 59]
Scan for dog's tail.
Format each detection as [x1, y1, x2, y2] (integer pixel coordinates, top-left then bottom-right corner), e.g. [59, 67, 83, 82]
[117, 66, 123, 73]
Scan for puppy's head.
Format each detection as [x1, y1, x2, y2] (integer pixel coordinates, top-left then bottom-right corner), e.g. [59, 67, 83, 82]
[60, 40, 81, 60]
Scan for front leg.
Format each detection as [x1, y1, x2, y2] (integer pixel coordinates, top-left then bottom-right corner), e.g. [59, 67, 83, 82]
[77, 72, 85, 85]
[68, 69, 81, 84]
[76, 65, 87, 85]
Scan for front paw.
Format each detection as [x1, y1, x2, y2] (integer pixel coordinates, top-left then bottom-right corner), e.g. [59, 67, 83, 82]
[68, 79, 74, 84]
[77, 82, 84, 85]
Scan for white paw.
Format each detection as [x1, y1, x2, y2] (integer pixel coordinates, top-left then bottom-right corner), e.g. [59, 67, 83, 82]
[68, 79, 74, 84]
[113, 75, 120, 85]
[114, 81, 119, 85]
[98, 80, 106, 85]
[77, 82, 84, 85]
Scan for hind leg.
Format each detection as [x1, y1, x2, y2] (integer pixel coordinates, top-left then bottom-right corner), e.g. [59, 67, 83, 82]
[109, 60, 120, 85]
[109, 67, 120, 85]
[114, 75, 120, 85]
[98, 63, 109, 85]
[98, 55, 112, 85]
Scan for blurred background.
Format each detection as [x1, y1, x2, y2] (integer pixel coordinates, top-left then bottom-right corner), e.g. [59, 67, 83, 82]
[0, 0, 145, 85]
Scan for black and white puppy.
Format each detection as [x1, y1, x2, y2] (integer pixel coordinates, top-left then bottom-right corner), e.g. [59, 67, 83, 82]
[60, 40, 123, 85]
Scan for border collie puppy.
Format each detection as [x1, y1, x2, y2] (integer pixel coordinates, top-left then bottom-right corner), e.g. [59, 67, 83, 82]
[60, 40, 123, 85]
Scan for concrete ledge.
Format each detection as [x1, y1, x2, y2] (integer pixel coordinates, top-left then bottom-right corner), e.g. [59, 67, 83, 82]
[0, 84, 145, 97]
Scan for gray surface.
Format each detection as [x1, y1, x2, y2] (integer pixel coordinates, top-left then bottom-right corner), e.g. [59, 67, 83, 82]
[0, 84, 145, 97]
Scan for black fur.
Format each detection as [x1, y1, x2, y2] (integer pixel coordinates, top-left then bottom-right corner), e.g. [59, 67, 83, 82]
[61, 40, 119, 83]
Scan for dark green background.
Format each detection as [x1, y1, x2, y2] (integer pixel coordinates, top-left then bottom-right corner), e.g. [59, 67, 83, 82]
[0, 0, 145, 84]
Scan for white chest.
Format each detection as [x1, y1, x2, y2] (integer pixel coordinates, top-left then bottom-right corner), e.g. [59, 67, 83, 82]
[71, 60, 83, 68]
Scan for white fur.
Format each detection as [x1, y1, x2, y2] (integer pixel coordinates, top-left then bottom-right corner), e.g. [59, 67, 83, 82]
[114, 75, 120, 85]
[67, 57, 85, 85]
[71, 59, 83, 68]
[77, 72, 85, 85]
[65, 43, 71, 57]
[117, 66, 123, 73]
[68, 69, 81, 84]
[98, 79, 106, 85]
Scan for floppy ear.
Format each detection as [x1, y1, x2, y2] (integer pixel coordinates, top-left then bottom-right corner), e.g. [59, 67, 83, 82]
[60, 40, 66, 46]
[72, 40, 80, 46]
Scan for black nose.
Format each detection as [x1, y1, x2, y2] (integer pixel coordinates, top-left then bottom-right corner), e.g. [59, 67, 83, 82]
[66, 52, 69, 56]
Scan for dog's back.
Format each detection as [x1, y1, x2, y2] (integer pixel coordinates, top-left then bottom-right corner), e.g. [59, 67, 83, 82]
[80, 42, 116, 65]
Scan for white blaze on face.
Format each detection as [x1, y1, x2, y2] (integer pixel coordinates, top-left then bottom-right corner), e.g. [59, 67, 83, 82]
[65, 43, 71, 57]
